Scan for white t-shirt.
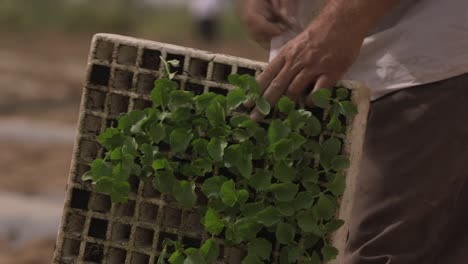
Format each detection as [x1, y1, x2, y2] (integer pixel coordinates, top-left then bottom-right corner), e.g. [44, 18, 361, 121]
[271, 0, 468, 100]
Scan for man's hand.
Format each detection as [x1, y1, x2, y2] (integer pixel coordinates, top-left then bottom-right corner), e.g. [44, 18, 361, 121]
[250, 18, 364, 120]
[249, 0, 399, 120]
[242, 0, 297, 48]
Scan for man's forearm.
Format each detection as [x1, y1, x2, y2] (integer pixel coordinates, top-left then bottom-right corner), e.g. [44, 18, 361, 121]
[311, 0, 400, 38]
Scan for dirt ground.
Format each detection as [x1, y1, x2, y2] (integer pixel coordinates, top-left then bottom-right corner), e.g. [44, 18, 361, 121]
[0, 238, 56, 264]
[0, 31, 267, 263]
[0, 142, 73, 195]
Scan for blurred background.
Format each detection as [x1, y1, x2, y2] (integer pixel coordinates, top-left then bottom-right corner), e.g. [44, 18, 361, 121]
[0, 0, 267, 263]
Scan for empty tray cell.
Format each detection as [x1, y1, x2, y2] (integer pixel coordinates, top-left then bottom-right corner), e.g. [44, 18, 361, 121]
[173, 79, 182, 89]
[209, 87, 228, 96]
[91, 193, 112, 213]
[82, 114, 102, 136]
[253, 159, 265, 169]
[185, 82, 205, 95]
[133, 99, 152, 111]
[89, 64, 111, 86]
[107, 247, 127, 264]
[85, 90, 106, 111]
[131, 252, 150, 264]
[94, 40, 114, 62]
[159, 141, 171, 153]
[141, 48, 162, 70]
[162, 207, 182, 228]
[226, 247, 246, 263]
[111, 223, 132, 243]
[117, 45, 138, 66]
[70, 188, 90, 210]
[142, 181, 160, 198]
[237, 66, 257, 76]
[62, 238, 81, 258]
[212, 63, 232, 82]
[79, 139, 100, 162]
[258, 228, 278, 246]
[88, 218, 109, 240]
[84, 243, 104, 263]
[106, 118, 119, 128]
[182, 236, 201, 249]
[166, 53, 185, 74]
[74, 163, 91, 184]
[64, 212, 86, 235]
[218, 244, 226, 260]
[134, 227, 154, 248]
[108, 94, 130, 115]
[115, 200, 136, 218]
[161, 196, 177, 206]
[157, 232, 178, 251]
[305, 105, 325, 121]
[113, 69, 134, 91]
[188, 58, 208, 78]
[182, 212, 203, 234]
[129, 175, 140, 194]
[139, 202, 159, 222]
[136, 73, 156, 95]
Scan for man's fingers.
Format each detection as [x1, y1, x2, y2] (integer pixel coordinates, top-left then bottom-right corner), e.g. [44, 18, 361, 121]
[269, 0, 299, 30]
[282, 0, 299, 25]
[271, 0, 288, 18]
[250, 66, 296, 120]
[250, 14, 285, 38]
[286, 70, 317, 102]
[270, 0, 281, 9]
[305, 74, 337, 106]
[313, 74, 337, 93]
[245, 1, 287, 41]
[258, 55, 286, 94]
[244, 55, 285, 108]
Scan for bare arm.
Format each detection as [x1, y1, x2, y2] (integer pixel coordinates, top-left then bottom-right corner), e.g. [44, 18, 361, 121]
[313, 0, 400, 39]
[242, 0, 293, 48]
[250, 0, 400, 120]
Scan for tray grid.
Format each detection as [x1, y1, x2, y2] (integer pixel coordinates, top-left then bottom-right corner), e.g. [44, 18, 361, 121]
[53, 33, 370, 264]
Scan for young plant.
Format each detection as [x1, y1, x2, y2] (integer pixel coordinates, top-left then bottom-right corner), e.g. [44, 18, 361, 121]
[83, 59, 357, 264]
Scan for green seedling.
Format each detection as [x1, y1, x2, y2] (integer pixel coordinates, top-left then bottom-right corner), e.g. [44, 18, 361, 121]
[84, 58, 357, 263]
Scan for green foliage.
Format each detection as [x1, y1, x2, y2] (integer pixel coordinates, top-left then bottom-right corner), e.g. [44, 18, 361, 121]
[173, 181, 197, 208]
[227, 88, 247, 110]
[256, 206, 281, 227]
[200, 239, 220, 262]
[255, 97, 271, 116]
[220, 180, 238, 207]
[248, 238, 272, 260]
[203, 208, 225, 235]
[310, 89, 331, 109]
[83, 63, 357, 263]
[276, 222, 296, 244]
[278, 96, 295, 113]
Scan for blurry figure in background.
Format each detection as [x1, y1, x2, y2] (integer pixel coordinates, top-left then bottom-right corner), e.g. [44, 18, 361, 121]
[189, 0, 227, 42]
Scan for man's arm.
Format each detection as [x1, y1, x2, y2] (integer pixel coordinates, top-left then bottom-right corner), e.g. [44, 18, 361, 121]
[250, 0, 400, 120]
[317, 0, 400, 40]
[242, 0, 293, 48]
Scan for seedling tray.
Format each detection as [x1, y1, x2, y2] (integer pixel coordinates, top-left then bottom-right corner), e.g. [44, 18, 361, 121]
[53, 34, 370, 264]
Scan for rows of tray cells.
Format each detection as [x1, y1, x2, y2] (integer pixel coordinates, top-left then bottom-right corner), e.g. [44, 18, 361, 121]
[55, 36, 264, 263]
[60, 176, 215, 264]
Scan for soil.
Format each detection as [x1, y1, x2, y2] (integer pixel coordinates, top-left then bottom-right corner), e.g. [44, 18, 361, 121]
[0, 238, 56, 264]
[0, 141, 73, 196]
